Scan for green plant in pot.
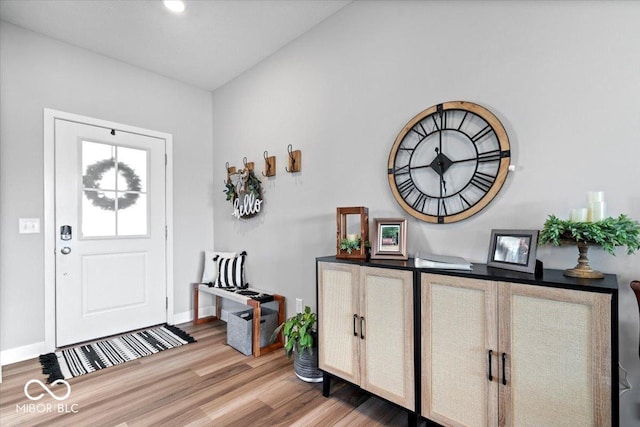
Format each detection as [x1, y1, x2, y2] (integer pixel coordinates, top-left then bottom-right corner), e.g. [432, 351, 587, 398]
[272, 305, 323, 383]
[539, 214, 640, 278]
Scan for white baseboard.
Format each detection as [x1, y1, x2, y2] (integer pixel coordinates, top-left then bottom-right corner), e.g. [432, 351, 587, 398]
[172, 310, 194, 325]
[172, 305, 219, 325]
[1, 341, 46, 366]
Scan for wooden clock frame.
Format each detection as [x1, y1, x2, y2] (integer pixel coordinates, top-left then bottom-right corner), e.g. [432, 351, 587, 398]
[387, 101, 511, 224]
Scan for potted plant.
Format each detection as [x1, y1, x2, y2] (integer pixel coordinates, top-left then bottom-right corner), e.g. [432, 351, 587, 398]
[272, 305, 323, 382]
[539, 214, 640, 278]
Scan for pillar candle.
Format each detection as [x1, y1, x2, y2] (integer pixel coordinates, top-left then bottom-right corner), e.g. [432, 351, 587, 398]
[589, 201, 606, 222]
[587, 191, 604, 204]
[570, 208, 588, 222]
[347, 233, 358, 242]
[570, 209, 578, 221]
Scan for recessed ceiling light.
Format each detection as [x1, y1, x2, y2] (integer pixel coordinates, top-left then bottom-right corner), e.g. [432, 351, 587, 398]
[164, 0, 185, 14]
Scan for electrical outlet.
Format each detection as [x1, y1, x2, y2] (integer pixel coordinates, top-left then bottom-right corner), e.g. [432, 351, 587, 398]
[296, 298, 303, 313]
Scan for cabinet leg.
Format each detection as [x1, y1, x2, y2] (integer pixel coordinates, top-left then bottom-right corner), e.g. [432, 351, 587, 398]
[407, 411, 417, 427]
[193, 283, 199, 325]
[322, 372, 331, 397]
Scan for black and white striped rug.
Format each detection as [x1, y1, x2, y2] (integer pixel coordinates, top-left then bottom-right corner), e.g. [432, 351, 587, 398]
[39, 324, 196, 383]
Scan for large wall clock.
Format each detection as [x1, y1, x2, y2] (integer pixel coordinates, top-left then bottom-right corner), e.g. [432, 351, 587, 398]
[387, 101, 511, 223]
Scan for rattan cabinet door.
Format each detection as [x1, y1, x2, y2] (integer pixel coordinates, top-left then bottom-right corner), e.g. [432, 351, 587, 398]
[360, 267, 415, 410]
[421, 274, 499, 427]
[499, 283, 611, 427]
[317, 261, 361, 385]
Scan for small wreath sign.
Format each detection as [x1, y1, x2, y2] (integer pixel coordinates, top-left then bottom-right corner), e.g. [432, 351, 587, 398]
[224, 168, 263, 219]
[83, 158, 142, 211]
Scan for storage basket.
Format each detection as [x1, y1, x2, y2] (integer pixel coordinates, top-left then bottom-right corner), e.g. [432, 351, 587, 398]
[227, 307, 278, 356]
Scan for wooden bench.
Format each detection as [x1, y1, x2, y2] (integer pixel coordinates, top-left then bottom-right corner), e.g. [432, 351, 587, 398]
[192, 283, 285, 357]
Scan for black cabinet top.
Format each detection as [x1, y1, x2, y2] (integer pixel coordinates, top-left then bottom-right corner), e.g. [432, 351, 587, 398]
[316, 256, 619, 294]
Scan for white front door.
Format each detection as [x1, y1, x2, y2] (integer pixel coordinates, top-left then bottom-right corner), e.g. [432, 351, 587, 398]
[54, 119, 167, 347]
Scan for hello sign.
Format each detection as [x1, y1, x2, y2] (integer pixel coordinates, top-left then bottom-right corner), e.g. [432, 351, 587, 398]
[224, 166, 264, 220]
[233, 191, 263, 219]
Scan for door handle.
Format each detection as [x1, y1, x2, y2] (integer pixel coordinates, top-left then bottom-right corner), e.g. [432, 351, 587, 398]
[60, 247, 71, 255]
[360, 316, 365, 339]
[488, 350, 493, 381]
[502, 353, 507, 385]
[353, 314, 358, 337]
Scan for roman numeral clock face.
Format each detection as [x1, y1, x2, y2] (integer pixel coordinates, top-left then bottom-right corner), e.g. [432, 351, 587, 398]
[388, 101, 511, 223]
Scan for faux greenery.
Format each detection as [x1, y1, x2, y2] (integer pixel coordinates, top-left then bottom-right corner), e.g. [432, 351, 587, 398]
[245, 169, 262, 197]
[224, 180, 237, 201]
[224, 168, 262, 202]
[539, 214, 640, 255]
[272, 306, 317, 359]
[339, 238, 371, 254]
[340, 238, 361, 254]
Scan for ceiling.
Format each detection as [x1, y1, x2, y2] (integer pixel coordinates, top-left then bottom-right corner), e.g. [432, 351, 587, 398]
[0, 0, 351, 91]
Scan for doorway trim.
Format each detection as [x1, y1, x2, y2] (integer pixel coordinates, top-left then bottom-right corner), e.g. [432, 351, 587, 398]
[43, 108, 174, 352]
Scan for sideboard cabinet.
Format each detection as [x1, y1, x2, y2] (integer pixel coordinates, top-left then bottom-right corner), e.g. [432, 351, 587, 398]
[422, 273, 612, 427]
[317, 261, 415, 410]
[316, 256, 618, 427]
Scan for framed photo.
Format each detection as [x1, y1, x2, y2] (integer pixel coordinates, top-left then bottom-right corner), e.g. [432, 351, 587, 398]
[371, 218, 408, 260]
[487, 229, 539, 273]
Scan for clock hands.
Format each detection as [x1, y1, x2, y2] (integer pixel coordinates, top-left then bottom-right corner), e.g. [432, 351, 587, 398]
[397, 147, 450, 195]
[451, 149, 502, 165]
[435, 148, 447, 195]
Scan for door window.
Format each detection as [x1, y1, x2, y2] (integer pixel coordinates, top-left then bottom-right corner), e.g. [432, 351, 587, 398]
[81, 141, 149, 238]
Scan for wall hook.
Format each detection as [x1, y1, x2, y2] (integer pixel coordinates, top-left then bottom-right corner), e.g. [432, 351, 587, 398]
[242, 156, 254, 171]
[285, 144, 301, 173]
[262, 150, 276, 177]
[225, 162, 237, 181]
[110, 129, 116, 136]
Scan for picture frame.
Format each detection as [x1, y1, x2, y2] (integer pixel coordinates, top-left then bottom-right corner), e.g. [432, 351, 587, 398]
[487, 229, 539, 274]
[371, 218, 408, 260]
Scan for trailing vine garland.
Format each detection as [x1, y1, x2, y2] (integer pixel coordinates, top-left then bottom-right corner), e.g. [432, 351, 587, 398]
[83, 158, 142, 211]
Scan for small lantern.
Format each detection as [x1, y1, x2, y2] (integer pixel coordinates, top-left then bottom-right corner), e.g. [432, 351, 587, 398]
[336, 207, 369, 260]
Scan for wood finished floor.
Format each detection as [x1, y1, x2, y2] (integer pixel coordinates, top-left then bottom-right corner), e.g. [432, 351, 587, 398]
[0, 321, 423, 426]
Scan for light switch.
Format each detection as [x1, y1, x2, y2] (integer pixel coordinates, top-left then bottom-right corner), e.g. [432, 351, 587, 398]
[19, 218, 40, 234]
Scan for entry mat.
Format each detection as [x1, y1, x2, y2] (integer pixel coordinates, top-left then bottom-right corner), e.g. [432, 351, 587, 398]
[39, 324, 196, 383]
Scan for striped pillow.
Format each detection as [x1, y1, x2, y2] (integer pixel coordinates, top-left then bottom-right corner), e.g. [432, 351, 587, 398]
[214, 252, 247, 288]
[201, 251, 237, 284]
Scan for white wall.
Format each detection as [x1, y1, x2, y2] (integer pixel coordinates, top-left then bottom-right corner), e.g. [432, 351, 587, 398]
[0, 22, 214, 352]
[211, 0, 640, 422]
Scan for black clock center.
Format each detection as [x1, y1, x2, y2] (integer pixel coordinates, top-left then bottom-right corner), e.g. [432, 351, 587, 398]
[429, 151, 453, 177]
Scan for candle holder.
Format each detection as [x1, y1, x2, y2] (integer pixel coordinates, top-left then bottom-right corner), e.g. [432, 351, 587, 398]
[336, 207, 369, 260]
[562, 240, 604, 279]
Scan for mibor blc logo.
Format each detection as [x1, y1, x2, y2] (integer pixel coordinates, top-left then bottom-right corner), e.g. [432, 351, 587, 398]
[17, 379, 79, 414]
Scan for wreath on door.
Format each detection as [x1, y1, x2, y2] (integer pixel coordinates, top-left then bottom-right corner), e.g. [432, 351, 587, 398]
[83, 158, 141, 211]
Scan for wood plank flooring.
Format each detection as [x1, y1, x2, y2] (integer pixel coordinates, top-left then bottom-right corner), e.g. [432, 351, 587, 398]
[0, 321, 422, 426]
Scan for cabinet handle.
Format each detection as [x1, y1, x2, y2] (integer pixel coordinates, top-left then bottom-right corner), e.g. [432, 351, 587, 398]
[353, 314, 358, 337]
[488, 350, 493, 381]
[360, 316, 365, 339]
[502, 353, 507, 385]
